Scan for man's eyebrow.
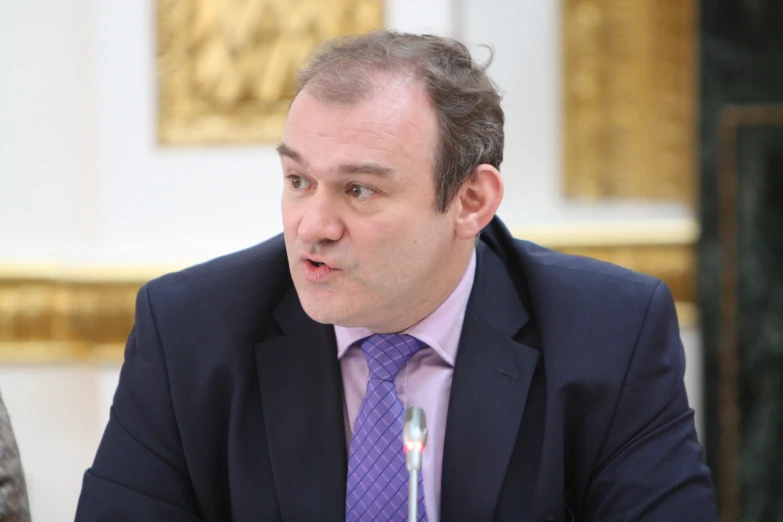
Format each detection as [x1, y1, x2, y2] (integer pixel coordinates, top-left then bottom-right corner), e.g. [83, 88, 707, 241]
[277, 144, 394, 176]
[337, 163, 395, 176]
[276, 143, 303, 163]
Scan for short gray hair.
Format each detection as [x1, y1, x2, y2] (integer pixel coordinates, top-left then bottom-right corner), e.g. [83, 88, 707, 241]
[296, 30, 504, 211]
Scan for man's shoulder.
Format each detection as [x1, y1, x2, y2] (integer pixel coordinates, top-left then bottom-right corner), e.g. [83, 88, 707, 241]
[503, 237, 674, 375]
[481, 216, 661, 302]
[479, 217, 668, 346]
[498, 236, 669, 342]
[489, 230, 681, 421]
[513, 238, 660, 294]
[143, 233, 291, 313]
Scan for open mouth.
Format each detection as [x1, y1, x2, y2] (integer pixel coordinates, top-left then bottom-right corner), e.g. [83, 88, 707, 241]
[302, 258, 335, 282]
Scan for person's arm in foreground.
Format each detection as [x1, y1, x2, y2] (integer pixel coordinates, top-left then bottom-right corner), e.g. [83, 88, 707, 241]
[0, 393, 31, 522]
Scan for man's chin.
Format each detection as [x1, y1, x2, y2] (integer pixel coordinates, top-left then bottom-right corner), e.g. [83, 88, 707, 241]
[295, 283, 375, 327]
[299, 299, 350, 326]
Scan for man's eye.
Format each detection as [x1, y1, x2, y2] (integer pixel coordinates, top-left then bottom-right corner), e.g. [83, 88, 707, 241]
[347, 184, 375, 199]
[288, 175, 309, 189]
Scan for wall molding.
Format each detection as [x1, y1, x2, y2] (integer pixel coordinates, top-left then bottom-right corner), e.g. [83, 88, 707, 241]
[0, 222, 698, 362]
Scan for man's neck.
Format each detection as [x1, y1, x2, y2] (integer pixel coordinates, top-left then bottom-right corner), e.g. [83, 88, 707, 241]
[370, 245, 476, 334]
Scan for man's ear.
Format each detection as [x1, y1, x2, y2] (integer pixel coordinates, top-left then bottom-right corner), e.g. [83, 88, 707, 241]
[453, 164, 504, 239]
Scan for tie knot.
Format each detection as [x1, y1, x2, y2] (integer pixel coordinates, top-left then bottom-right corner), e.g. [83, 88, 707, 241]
[360, 334, 424, 381]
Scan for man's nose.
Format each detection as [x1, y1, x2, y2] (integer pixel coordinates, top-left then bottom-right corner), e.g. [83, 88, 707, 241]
[297, 193, 344, 245]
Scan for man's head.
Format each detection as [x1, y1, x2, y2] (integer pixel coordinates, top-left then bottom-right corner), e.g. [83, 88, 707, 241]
[279, 31, 505, 332]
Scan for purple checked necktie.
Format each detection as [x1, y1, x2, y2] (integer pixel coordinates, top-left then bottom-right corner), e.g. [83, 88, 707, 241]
[346, 334, 428, 521]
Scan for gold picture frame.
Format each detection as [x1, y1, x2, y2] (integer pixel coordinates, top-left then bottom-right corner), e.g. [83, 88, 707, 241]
[156, 0, 384, 144]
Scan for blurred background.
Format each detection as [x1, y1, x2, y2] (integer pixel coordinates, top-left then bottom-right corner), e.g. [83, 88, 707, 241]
[0, 0, 780, 520]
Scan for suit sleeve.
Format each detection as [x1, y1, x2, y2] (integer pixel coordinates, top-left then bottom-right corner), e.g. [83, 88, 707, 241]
[583, 281, 718, 521]
[75, 285, 201, 522]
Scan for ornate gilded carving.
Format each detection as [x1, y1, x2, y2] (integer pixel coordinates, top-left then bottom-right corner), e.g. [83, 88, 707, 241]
[563, 0, 697, 204]
[157, 0, 383, 144]
[0, 278, 139, 361]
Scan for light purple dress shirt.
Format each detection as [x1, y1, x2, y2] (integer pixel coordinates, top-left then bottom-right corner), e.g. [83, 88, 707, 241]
[334, 250, 477, 522]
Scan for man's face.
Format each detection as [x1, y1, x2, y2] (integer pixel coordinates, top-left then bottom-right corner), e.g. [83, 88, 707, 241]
[280, 74, 467, 332]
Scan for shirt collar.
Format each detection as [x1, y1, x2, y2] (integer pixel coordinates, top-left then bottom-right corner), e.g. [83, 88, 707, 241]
[334, 249, 477, 367]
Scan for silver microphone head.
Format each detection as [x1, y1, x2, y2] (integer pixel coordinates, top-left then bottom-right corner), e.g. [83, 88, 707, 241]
[403, 407, 427, 444]
[403, 407, 427, 471]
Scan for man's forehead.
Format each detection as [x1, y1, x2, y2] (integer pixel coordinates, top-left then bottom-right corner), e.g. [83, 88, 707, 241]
[286, 77, 435, 141]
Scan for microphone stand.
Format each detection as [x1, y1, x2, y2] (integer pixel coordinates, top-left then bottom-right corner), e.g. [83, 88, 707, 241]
[408, 467, 419, 522]
[403, 407, 427, 521]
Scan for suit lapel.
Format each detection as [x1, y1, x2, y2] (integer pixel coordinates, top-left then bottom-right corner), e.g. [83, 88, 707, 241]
[441, 243, 540, 522]
[255, 288, 347, 522]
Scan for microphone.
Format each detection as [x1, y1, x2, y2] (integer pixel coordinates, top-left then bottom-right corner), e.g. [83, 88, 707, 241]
[403, 407, 427, 521]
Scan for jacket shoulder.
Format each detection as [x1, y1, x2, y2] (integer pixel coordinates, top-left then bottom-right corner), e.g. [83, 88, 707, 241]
[515, 239, 661, 292]
[139, 234, 292, 348]
[148, 234, 288, 290]
[144, 234, 290, 302]
[504, 237, 672, 366]
[480, 216, 661, 298]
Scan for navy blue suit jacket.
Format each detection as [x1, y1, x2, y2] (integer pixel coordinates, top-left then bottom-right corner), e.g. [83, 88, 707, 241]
[76, 217, 717, 521]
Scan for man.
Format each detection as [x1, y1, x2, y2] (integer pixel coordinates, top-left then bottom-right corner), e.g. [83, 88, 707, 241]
[0, 393, 31, 522]
[76, 31, 717, 521]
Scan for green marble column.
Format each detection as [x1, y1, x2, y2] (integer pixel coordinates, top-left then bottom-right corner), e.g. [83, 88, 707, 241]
[699, 1, 783, 520]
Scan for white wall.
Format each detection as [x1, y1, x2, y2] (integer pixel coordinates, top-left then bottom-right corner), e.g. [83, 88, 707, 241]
[0, 365, 103, 522]
[0, 0, 701, 520]
[682, 326, 704, 440]
[463, 0, 562, 223]
[0, 0, 98, 261]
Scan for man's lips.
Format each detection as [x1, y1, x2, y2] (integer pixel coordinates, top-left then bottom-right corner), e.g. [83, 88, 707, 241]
[299, 255, 337, 270]
[300, 257, 339, 282]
